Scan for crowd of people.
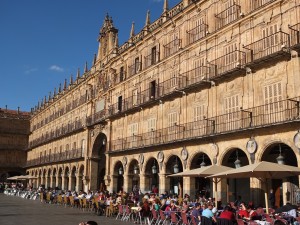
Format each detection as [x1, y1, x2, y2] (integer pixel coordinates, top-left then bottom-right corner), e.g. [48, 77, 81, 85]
[3, 183, 300, 225]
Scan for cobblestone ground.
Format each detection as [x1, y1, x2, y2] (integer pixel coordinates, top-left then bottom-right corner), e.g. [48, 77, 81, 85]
[0, 194, 127, 225]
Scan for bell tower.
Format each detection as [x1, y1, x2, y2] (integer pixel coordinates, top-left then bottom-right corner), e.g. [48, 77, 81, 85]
[97, 14, 118, 62]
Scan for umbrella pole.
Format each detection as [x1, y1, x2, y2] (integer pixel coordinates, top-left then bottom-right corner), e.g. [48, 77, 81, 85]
[213, 177, 218, 208]
[264, 179, 269, 214]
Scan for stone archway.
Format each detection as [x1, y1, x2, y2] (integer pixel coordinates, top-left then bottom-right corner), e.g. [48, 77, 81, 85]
[126, 159, 140, 193]
[112, 161, 124, 193]
[261, 142, 299, 207]
[190, 152, 212, 199]
[70, 166, 76, 191]
[90, 132, 107, 191]
[144, 158, 160, 193]
[221, 148, 250, 204]
[58, 168, 63, 190]
[166, 155, 183, 196]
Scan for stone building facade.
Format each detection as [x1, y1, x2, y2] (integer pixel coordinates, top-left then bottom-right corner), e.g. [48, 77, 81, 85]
[0, 108, 30, 182]
[26, 0, 300, 207]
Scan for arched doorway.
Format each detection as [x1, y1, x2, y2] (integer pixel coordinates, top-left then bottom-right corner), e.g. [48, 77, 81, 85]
[128, 159, 140, 192]
[144, 158, 159, 193]
[113, 161, 124, 193]
[190, 153, 212, 199]
[78, 165, 84, 191]
[64, 167, 70, 190]
[71, 167, 76, 191]
[52, 168, 57, 188]
[221, 148, 249, 204]
[166, 155, 183, 196]
[91, 133, 107, 190]
[58, 168, 62, 189]
[261, 143, 299, 207]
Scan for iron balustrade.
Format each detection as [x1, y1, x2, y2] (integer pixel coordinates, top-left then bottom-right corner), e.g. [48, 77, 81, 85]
[26, 148, 84, 167]
[289, 23, 300, 52]
[128, 62, 142, 77]
[114, 71, 127, 85]
[160, 76, 187, 96]
[164, 38, 182, 58]
[243, 31, 290, 64]
[110, 97, 300, 151]
[144, 51, 160, 69]
[187, 24, 208, 45]
[167, 2, 184, 18]
[182, 65, 210, 86]
[209, 50, 246, 79]
[251, 0, 277, 11]
[215, 4, 241, 30]
[86, 109, 107, 126]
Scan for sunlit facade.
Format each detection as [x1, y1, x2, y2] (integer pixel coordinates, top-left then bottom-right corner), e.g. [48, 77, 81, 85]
[26, 0, 300, 207]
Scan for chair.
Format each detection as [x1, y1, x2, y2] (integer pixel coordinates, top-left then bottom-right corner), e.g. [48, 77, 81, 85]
[157, 210, 168, 225]
[123, 205, 133, 221]
[116, 205, 125, 220]
[46, 192, 51, 203]
[181, 212, 189, 225]
[105, 202, 115, 217]
[150, 209, 159, 225]
[190, 215, 199, 225]
[202, 216, 213, 225]
[56, 195, 63, 205]
[217, 218, 237, 225]
[236, 219, 245, 225]
[170, 211, 181, 225]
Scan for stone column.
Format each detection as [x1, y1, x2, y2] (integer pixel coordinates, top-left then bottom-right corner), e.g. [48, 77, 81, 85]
[61, 175, 66, 190]
[110, 175, 117, 193]
[123, 174, 131, 193]
[159, 173, 168, 194]
[183, 177, 195, 199]
[139, 172, 147, 193]
[75, 174, 81, 192]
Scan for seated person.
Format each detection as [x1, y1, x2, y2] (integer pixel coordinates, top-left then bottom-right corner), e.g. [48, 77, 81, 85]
[191, 203, 202, 225]
[238, 203, 249, 219]
[219, 206, 236, 221]
[202, 202, 217, 224]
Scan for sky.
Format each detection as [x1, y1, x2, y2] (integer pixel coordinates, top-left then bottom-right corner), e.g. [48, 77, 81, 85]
[0, 0, 180, 112]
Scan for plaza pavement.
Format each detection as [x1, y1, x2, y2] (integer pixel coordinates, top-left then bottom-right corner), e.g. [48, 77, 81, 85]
[0, 193, 126, 225]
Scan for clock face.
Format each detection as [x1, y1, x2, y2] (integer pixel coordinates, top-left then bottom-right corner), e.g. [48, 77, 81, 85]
[246, 139, 257, 154]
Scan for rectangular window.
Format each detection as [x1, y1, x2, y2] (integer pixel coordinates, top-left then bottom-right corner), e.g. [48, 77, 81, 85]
[135, 57, 140, 73]
[168, 112, 178, 133]
[262, 24, 278, 49]
[132, 89, 138, 106]
[150, 80, 156, 99]
[194, 105, 205, 122]
[118, 96, 123, 111]
[151, 46, 157, 65]
[147, 117, 156, 132]
[264, 82, 283, 112]
[170, 69, 179, 87]
[120, 66, 124, 82]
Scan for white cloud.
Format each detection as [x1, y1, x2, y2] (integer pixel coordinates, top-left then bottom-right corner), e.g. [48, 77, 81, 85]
[49, 65, 64, 72]
[25, 68, 38, 74]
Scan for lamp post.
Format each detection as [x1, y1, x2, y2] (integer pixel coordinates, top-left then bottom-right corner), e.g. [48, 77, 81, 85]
[200, 154, 206, 167]
[173, 157, 179, 174]
[134, 165, 139, 175]
[152, 161, 157, 174]
[119, 166, 124, 175]
[234, 150, 241, 168]
[276, 144, 285, 165]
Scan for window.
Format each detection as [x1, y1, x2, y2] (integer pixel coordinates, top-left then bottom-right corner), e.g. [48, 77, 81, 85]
[264, 82, 283, 112]
[168, 112, 178, 132]
[194, 105, 205, 122]
[262, 24, 278, 49]
[120, 66, 124, 82]
[225, 95, 239, 115]
[170, 69, 179, 88]
[147, 118, 156, 132]
[134, 57, 140, 74]
[132, 89, 138, 106]
[150, 81, 156, 99]
[193, 58, 206, 81]
[118, 96, 123, 111]
[151, 46, 157, 65]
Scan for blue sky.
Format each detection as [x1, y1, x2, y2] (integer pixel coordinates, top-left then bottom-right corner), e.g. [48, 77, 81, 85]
[0, 0, 180, 112]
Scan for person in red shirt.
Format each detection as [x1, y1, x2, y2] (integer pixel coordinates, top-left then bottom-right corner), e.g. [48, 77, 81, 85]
[219, 206, 236, 221]
[238, 203, 249, 219]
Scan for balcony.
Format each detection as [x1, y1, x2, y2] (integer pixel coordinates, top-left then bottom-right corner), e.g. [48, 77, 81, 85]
[128, 62, 142, 78]
[182, 65, 210, 88]
[187, 24, 208, 45]
[26, 148, 84, 167]
[243, 31, 290, 69]
[209, 50, 246, 79]
[110, 97, 300, 152]
[144, 51, 160, 69]
[114, 71, 127, 85]
[160, 77, 187, 96]
[250, 0, 276, 11]
[289, 23, 300, 54]
[215, 4, 241, 30]
[86, 109, 107, 126]
[164, 38, 182, 58]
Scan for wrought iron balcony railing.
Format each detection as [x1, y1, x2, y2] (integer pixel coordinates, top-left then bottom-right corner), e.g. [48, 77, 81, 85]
[215, 4, 241, 30]
[86, 109, 107, 126]
[250, 0, 277, 11]
[110, 97, 300, 151]
[182, 65, 210, 87]
[209, 50, 246, 79]
[187, 24, 208, 45]
[128, 62, 142, 78]
[26, 148, 84, 167]
[243, 31, 290, 67]
[289, 23, 300, 54]
[164, 38, 182, 58]
[144, 51, 160, 69]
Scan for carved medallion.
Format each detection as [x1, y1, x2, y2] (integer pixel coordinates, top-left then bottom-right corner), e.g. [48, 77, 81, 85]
[246, 137, 257, 154]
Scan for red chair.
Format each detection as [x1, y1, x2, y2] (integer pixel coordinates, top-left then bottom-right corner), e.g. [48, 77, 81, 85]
[157, 210, 168, 225]
[170, 211, 181, 225]
[150, 209, 159, 225]
[181, 212, 189, 225]
[237, 219, 245, 225]
[116, 204, 125, 220]
[190, 215, 199, 225]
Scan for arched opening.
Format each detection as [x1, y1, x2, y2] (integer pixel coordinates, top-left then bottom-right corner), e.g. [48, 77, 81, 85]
[52, 168, 57, 188]
[78, 165, 84, 191]
[46, 169, 51, 189]
[144, 158, 159, 193]
[91, 133, 107, 190]
[127, 159, 140, 192]
[58, 168, 62, 189]
[190, 153, 212, 198]
[166, 155, 183, 196]
[64, 167, 70, 190]
[262, 143, 298, 207]
[114, 161, 124, 193]
[221, 148, 249, 204]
